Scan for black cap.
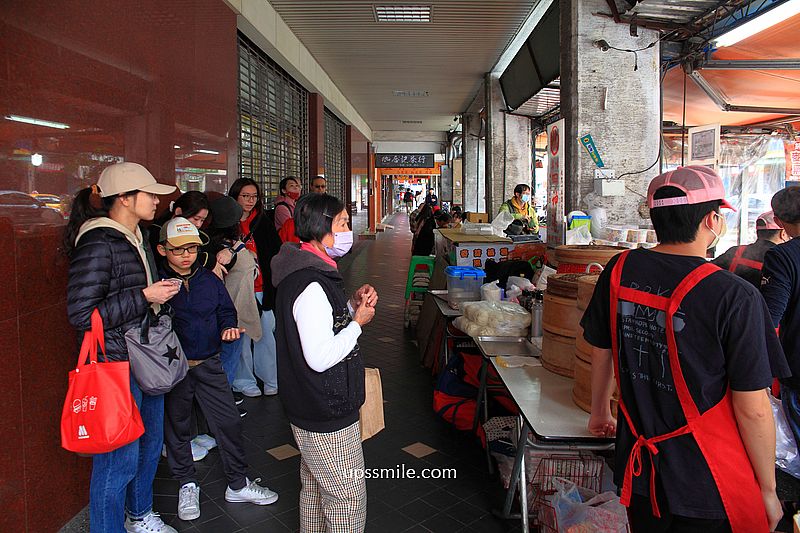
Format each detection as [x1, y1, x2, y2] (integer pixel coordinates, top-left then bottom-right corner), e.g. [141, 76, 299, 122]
[210, 196, 243, 229]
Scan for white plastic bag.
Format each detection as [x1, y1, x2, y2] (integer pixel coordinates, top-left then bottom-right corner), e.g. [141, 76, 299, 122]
[535, 265, 557, 291]
[491, 210, 515, 237]
[550, 477, 628, 533]
[481, 282, 502, 301]
[566, 224, 592, 245]
[770, 394, 800, 479]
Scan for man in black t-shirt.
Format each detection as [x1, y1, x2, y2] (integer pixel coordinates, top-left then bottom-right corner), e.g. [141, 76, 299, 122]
[713, 210, 787, 288]
[580, 166, 788, 532]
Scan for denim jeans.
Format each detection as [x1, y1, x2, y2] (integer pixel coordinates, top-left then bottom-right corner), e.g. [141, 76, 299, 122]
[220, 337, 243, 386]
[233, 292, 278, 392]
[782, 384, 800, 451]
[90, 374, 164, 533]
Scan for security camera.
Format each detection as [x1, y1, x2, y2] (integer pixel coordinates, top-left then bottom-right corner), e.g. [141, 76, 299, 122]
[594, 40, 610, 52]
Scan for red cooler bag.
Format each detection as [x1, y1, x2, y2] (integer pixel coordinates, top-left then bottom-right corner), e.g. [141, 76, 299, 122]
[61, 309, 145, 454]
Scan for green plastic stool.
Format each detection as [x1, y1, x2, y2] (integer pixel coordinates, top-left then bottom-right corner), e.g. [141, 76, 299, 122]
[405, 255, 436, 300]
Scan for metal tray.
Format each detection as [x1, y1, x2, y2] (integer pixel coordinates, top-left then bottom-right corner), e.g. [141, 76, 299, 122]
[476, 336, 540, 357]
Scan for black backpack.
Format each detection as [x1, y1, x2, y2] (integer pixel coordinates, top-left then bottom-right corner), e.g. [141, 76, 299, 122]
[247, 201, 291, 310]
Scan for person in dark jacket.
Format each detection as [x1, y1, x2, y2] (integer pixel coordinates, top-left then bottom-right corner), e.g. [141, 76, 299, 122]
[412, 210, 450, 256]
[227, 178, 279, 397]
[761, 187, 800, 459]
[157, 218, 278, 523]
[271, 193, 377, 532]
[713, 210, 787, 288]
[65, 162, 179, 533]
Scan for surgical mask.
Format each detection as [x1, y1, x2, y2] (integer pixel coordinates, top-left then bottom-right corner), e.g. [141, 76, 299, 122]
[521, 193, 531, 203]
[286, 191, 301, 201]
[707, 212, 727, 249]
[325, 230, 353, 258]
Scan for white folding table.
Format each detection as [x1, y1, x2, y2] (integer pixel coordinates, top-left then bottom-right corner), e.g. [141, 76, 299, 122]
[490, 361, 614, 531]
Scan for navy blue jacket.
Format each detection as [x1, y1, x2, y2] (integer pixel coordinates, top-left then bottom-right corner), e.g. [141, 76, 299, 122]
[761, 237, 800, 387]
[159, 264, 238, 360]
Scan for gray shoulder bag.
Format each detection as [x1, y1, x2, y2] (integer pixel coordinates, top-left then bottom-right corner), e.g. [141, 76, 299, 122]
[125, 307, 188, 395]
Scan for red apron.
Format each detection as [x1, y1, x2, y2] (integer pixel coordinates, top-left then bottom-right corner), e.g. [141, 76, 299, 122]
[610, 251, 768, 532]
[728, 245, 764, 273]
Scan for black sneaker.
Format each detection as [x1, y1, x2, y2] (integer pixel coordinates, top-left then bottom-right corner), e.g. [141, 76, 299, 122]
[233, 392, 244, 406]
[238, 406, 248, 418]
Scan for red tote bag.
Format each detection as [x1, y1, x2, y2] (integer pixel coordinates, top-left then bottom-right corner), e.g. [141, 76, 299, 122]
[61, 309, 145, 454]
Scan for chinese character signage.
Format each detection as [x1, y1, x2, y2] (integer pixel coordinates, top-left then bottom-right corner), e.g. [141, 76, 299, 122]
[579, 134, 604, 168]
[375, 153, 434, 168]
[547, 119, 565, 247]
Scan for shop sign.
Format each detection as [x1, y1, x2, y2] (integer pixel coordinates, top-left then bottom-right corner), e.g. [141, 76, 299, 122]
[376, 153, 434, 168]
[579, 134, 604, 168]
[546, 119, 566, 247]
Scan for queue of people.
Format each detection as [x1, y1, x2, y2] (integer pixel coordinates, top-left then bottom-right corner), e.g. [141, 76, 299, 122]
[65, 162, 375, 533]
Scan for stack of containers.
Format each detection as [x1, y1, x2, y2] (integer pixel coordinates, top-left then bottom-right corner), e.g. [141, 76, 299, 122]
[541, 273, 587, 376]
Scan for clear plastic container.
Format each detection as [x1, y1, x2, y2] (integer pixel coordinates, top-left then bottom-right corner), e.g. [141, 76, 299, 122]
[445, 266, 486, 308]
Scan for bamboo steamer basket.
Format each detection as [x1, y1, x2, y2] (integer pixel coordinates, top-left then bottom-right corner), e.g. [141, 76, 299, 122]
[572, 348, 619, 416]
[543, 293, 582, 338]
[553, 245, 626, 273]
[575, 325, 592, 363]
[576, 275, 600, 312]
[542, 329, 575, 377]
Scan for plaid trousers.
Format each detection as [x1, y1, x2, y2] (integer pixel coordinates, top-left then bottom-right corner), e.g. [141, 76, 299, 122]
[291, 421, 367, 533]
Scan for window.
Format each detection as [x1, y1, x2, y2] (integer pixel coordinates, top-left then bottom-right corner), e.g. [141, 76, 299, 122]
[238, 33, 308, 207]
[324, 108, 347, 203]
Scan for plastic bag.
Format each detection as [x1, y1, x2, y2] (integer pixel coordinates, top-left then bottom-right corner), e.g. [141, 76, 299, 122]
[550, 477, 628, 533]
[534, 265, 557, 291]
[481, 282, 502, 301]
[566, 225, 592, 245]
[491, 210, 515, 237]
[456, 301, 531, 338]
[770, 394, 800, 479]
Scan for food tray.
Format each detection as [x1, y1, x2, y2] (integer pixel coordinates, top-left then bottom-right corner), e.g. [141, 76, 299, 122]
[476, 336, 540, 357]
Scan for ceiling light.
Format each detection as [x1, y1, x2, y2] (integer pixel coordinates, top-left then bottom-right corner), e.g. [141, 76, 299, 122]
[402, 120, 423, 124]
[195, 149, 219, 155]
[714, 0, 800, 47]
[375, 5, 431, 23]
[173, 145, 181, 149]
[31, 153, 43, 167]
[5, 114, 70, 129]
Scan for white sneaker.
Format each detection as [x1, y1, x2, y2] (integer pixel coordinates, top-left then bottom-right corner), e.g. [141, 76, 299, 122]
[124, 512, 177, 533]
[161, 442, 208, 462]
[177, 482, 201, 521]
[224, 478, 278, 505]
[239, 386, 262, 397]
[192, 434, 217, 450]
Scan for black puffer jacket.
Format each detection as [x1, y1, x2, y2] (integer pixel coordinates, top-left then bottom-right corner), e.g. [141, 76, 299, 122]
[67, 225, 153, 361]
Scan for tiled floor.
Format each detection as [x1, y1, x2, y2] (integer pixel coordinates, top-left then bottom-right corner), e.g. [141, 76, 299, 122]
[152, 211, 522, 532]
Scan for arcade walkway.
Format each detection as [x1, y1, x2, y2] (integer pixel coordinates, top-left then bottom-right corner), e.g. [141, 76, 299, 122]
[148, 211, 521, 533]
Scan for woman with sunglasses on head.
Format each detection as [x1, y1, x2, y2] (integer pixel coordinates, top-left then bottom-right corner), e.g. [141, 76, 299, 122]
[65, 162, 179, 533]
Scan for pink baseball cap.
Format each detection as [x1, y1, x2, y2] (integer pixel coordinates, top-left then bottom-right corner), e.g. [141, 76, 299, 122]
[756, 210, 781, 230]
[647, 166, 735, 211]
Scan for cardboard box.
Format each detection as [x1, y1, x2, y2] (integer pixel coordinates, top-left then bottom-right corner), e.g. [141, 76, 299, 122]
[466, 212, 489, 223]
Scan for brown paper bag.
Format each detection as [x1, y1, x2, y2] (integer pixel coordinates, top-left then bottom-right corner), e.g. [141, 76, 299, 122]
[359, 367, 385, 441]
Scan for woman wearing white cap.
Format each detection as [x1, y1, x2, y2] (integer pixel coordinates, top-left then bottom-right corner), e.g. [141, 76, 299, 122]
[65, 162, 181, 533]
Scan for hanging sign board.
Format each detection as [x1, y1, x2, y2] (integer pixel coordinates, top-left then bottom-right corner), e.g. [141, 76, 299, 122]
[376, 153, 434, 168]
[546, 119, 566, 247]
[688, 124, 721, 168]
[579, 134, 605, 168]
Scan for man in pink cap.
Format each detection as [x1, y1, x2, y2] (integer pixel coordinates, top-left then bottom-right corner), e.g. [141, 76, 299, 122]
[712, 210, 788, 287]
[580, 166, 788, 532]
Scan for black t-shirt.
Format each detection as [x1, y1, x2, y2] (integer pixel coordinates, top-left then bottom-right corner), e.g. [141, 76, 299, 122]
[761, 237, 800, 387]
[580, 248, 788, 519]
[711, 239, 776, 288]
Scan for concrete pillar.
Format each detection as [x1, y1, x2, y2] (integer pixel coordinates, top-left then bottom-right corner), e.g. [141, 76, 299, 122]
[308, 93, 325, 184]
[561, 0, 661, 227]
[485, 74, 533, 219]
[462, 112, 486, 213]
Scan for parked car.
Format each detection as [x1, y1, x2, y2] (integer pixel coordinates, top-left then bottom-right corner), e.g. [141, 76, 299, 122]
[0, 191, 64, 225]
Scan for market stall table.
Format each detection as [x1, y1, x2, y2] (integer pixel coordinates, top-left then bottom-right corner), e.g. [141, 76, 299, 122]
[490, 360, 614, 531]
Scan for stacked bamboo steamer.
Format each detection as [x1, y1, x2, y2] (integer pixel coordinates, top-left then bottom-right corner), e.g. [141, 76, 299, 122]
[541, 273, 588, 376]
[552, 244, 626, 272]
[572, 275, 600, 412]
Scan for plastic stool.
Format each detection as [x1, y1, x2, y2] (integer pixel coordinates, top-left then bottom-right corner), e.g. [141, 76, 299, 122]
[405, 255, 435, 299]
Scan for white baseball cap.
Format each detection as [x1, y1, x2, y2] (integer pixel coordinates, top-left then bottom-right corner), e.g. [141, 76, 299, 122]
[160, 217, 202, 247]
[97, 162, 176, 197]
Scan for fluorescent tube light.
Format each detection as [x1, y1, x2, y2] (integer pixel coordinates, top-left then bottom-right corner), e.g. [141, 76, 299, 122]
[375, 5, 431, 23]
[194, 149, 219, 155]
[5, 114, 70, 129]
[714, 0, 800, 47]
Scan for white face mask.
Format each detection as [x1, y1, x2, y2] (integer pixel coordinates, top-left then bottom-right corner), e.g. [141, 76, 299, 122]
[707, 213, 727, 250]
[325, 230, 354, 258]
